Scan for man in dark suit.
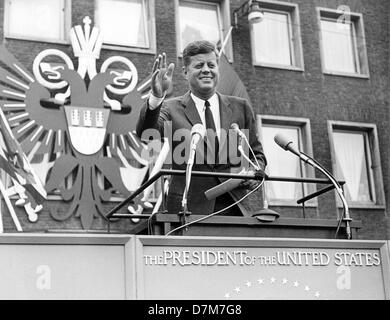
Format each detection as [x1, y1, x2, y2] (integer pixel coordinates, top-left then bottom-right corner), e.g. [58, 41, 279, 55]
[136, 40, 267, 216]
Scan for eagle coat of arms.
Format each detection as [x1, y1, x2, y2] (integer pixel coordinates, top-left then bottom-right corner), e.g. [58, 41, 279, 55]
[0, 17, 168, 230]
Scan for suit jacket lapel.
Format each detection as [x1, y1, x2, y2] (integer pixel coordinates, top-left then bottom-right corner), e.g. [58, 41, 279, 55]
[181, 92, 232, 166]
[181, 91, 208, 165]
[218, 93, 232, 153]
[181, 91, 202, 126]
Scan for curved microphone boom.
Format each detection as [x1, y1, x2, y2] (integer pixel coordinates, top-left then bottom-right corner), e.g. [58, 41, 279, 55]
[231, 123, 260, 171]
[231, 123, 246, 140]
[274, 132, 352, 239]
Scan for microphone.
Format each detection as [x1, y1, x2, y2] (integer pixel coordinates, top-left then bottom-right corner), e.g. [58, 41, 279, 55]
[274, 132, 352, 239]
[205, 123, 262, 200]
[181, 124, 206, 218]
[204, 124, 244, 200]
[274, 133, 314, 166]
[231, 123, 246, 141]
[232, 123, 260, 171]
[190, 123, 206, 149]
[188, 123, 206, 165]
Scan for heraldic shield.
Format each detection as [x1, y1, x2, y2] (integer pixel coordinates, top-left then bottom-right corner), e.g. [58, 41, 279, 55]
[64, 106, 110, 155]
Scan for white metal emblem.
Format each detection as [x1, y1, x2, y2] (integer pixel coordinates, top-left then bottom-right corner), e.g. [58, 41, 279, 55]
[64, 106, 110, 155]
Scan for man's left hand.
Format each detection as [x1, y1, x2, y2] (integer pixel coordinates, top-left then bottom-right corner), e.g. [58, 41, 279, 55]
[239, 179, 260, 191]
[151, 52, 175, 98]
[238, 169, 264, 191]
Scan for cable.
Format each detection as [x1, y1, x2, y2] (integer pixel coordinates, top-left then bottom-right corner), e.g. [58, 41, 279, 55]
[239, 11, 376, 45]
[238, 145, 259, 171]
[164, 175, 265, 236]
[248, 142, 262, 170]
[238, 133, 262, 171]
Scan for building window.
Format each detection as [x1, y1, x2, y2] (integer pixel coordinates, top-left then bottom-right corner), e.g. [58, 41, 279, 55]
[258, 115, 315, 206]
[251, 1, 304, 70]
[318, 8, 369, 77]
[328, 121, 385, 208]
[95, 0, 156, 53]
[176, 0, 233, 60]
[4, 0, 70, 43]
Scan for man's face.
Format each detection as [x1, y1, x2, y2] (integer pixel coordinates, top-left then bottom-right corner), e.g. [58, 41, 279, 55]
[183, 52, 219, 100]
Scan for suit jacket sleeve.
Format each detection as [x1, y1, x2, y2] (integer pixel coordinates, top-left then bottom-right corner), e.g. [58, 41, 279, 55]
[244, 100, 267, 172]
[136, 100, 171, 139]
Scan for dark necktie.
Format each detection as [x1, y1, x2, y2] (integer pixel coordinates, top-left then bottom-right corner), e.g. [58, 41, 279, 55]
[204, 100, 219, 164]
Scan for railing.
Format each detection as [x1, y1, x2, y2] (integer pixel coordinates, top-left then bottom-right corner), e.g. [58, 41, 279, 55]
[105, 169, 344, 220]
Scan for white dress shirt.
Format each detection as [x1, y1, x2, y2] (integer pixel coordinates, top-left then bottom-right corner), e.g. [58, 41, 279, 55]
[190, 92, 221, 140]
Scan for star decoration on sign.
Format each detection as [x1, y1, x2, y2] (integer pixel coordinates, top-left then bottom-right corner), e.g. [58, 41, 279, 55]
[224, 275, 323, 300]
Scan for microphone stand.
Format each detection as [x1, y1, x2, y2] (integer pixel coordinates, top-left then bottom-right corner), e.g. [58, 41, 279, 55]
[180, 166, 192, 229]
[234, 126, 260, 171]
[301, 152, 352, 239]
[236, 129, 280, 222]
[180, 145, 196, 229]
[179, 124, 205, 230]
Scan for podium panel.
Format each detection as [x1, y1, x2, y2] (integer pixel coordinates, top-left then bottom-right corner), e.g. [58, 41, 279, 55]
[135, 236, 390, 300]
[0, 234, 135, 299]
[0, 234, 389, 299]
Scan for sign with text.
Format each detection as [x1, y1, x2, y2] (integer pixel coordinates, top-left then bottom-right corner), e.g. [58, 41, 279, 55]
[0, 235, 389, 299]
[136, 237, 390, 300]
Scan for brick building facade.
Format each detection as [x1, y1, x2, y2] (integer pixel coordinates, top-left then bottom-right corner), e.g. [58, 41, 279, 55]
[0, 0, 389, 239]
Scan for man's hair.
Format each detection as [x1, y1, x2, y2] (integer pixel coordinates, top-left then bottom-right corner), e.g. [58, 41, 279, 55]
[182, 40, 219, 67]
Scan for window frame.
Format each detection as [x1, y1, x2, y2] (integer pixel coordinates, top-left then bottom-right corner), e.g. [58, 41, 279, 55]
[257, 115, 316, 207]
[250, 0, 304, 71]
[317, 7, 369, 78]
[175, 0, 233, 62]
[327, 120, 385, 209]
[4, 0, 71, 44]
[94, 0, 157, 54]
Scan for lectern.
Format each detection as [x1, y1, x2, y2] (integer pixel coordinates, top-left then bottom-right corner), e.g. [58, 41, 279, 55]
[105, 169, 361, 239]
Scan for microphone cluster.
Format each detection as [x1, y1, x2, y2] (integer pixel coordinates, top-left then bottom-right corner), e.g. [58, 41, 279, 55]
[205, 123, 262, 200]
